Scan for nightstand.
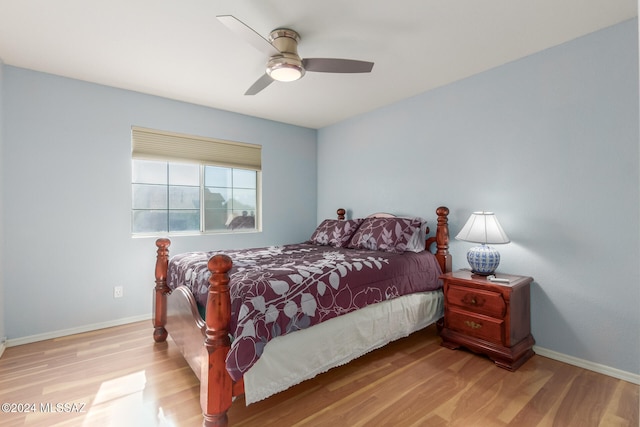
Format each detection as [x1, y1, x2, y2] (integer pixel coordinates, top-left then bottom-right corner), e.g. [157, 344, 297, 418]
[439, 269, 535, 371]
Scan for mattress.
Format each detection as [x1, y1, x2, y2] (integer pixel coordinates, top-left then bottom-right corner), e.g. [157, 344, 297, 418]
[243, 289, 444, 404]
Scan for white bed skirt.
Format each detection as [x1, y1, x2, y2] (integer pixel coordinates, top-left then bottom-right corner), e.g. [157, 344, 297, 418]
[243, 289, 444, 404]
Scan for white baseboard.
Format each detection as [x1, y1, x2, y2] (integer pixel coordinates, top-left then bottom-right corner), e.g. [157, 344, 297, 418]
[6, 314, 152, 348]
[0, 338, 6, 359]
[534, 345, 640, 385]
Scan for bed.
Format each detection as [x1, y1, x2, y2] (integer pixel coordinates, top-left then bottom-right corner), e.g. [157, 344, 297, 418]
[152, 206, 452, 427]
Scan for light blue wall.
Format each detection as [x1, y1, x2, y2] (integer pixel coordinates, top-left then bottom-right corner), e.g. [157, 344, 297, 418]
[318, 19, 640, 375]
[1, 66, 317, 339]
[1, 19, 638, 378]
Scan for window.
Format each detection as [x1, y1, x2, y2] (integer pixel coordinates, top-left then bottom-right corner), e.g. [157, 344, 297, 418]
[131, 127, 261, 235]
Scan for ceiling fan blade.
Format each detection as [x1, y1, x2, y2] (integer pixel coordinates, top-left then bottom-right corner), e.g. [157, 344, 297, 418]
[302, 58, 374, 73]
[217, 15, 280, 56]
[244, 74, 274, 96]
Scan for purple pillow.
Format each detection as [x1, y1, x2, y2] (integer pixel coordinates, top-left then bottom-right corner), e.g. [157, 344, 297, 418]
[347, 217, 422, 253]
[309, 219, 364, 247]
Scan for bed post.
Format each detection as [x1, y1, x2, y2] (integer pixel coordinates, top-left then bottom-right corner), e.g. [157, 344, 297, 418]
[201, 254, 234, 427]
[434, 206, 452, 273]
[337, 208, 345, 220]
[153, 238, 171, 343]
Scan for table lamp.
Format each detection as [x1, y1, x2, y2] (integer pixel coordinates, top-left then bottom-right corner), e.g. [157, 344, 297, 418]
[455, 211, 510, 275]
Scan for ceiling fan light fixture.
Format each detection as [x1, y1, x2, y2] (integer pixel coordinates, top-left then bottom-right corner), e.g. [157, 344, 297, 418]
[266, 57, 305, 82]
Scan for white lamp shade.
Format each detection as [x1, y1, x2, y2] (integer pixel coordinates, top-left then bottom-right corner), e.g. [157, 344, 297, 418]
[455, 212, 510, 244]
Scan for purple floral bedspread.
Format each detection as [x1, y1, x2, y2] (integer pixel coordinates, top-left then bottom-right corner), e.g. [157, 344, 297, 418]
[167, 243, 442, 381]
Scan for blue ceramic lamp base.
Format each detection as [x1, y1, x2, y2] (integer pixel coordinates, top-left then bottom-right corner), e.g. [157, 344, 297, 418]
[467, 244, 501, 275]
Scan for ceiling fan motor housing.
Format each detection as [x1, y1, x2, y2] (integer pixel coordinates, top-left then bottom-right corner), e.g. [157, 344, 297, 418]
[266, 29, 305, 81]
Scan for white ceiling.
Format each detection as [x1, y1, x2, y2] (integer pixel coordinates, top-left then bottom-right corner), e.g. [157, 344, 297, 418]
[0, 1, 636, 129]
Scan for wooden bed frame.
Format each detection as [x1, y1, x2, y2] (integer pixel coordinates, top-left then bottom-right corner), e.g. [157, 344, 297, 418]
[152, 206, 451, 427]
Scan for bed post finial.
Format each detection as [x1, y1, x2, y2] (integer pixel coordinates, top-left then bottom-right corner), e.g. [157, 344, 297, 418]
[337, 208, 346, 220]
[153, 238, 171, 343]
[435, 207, 452, 273]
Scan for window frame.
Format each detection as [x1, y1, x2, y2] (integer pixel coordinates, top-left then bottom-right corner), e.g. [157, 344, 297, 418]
[131, 127, 262, 236]
[132, 159, 262, 236]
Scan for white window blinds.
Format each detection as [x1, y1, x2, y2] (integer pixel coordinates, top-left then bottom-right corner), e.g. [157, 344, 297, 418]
[131, 126, 262, 171]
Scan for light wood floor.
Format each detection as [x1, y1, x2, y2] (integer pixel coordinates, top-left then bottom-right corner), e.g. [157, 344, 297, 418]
[0, 321, 637, 427]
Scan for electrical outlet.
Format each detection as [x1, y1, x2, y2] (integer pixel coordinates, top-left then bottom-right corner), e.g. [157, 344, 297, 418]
[114, 286, 124, 298]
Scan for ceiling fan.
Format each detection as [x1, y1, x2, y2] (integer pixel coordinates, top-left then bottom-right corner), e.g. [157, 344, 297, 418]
[217, 15, 375, 95]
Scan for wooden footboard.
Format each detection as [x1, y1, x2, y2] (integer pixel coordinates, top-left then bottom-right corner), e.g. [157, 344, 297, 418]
[166, 286, 206, 379]
[153, 241, 241, 427]
[153, 206, 451, 427]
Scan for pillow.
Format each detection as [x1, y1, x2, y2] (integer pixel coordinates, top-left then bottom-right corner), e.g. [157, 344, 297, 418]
[308, 219, 364, 248]
[347, 217, 423, 253]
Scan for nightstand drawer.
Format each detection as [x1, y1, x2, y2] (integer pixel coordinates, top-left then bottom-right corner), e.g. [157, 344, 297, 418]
[447, 308, 504, 345]
[447, 285, 506, 317]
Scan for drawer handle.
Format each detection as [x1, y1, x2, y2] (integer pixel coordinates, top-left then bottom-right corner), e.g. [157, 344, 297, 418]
[465, 320, 482, 329]
[462, 293, 485, 307]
